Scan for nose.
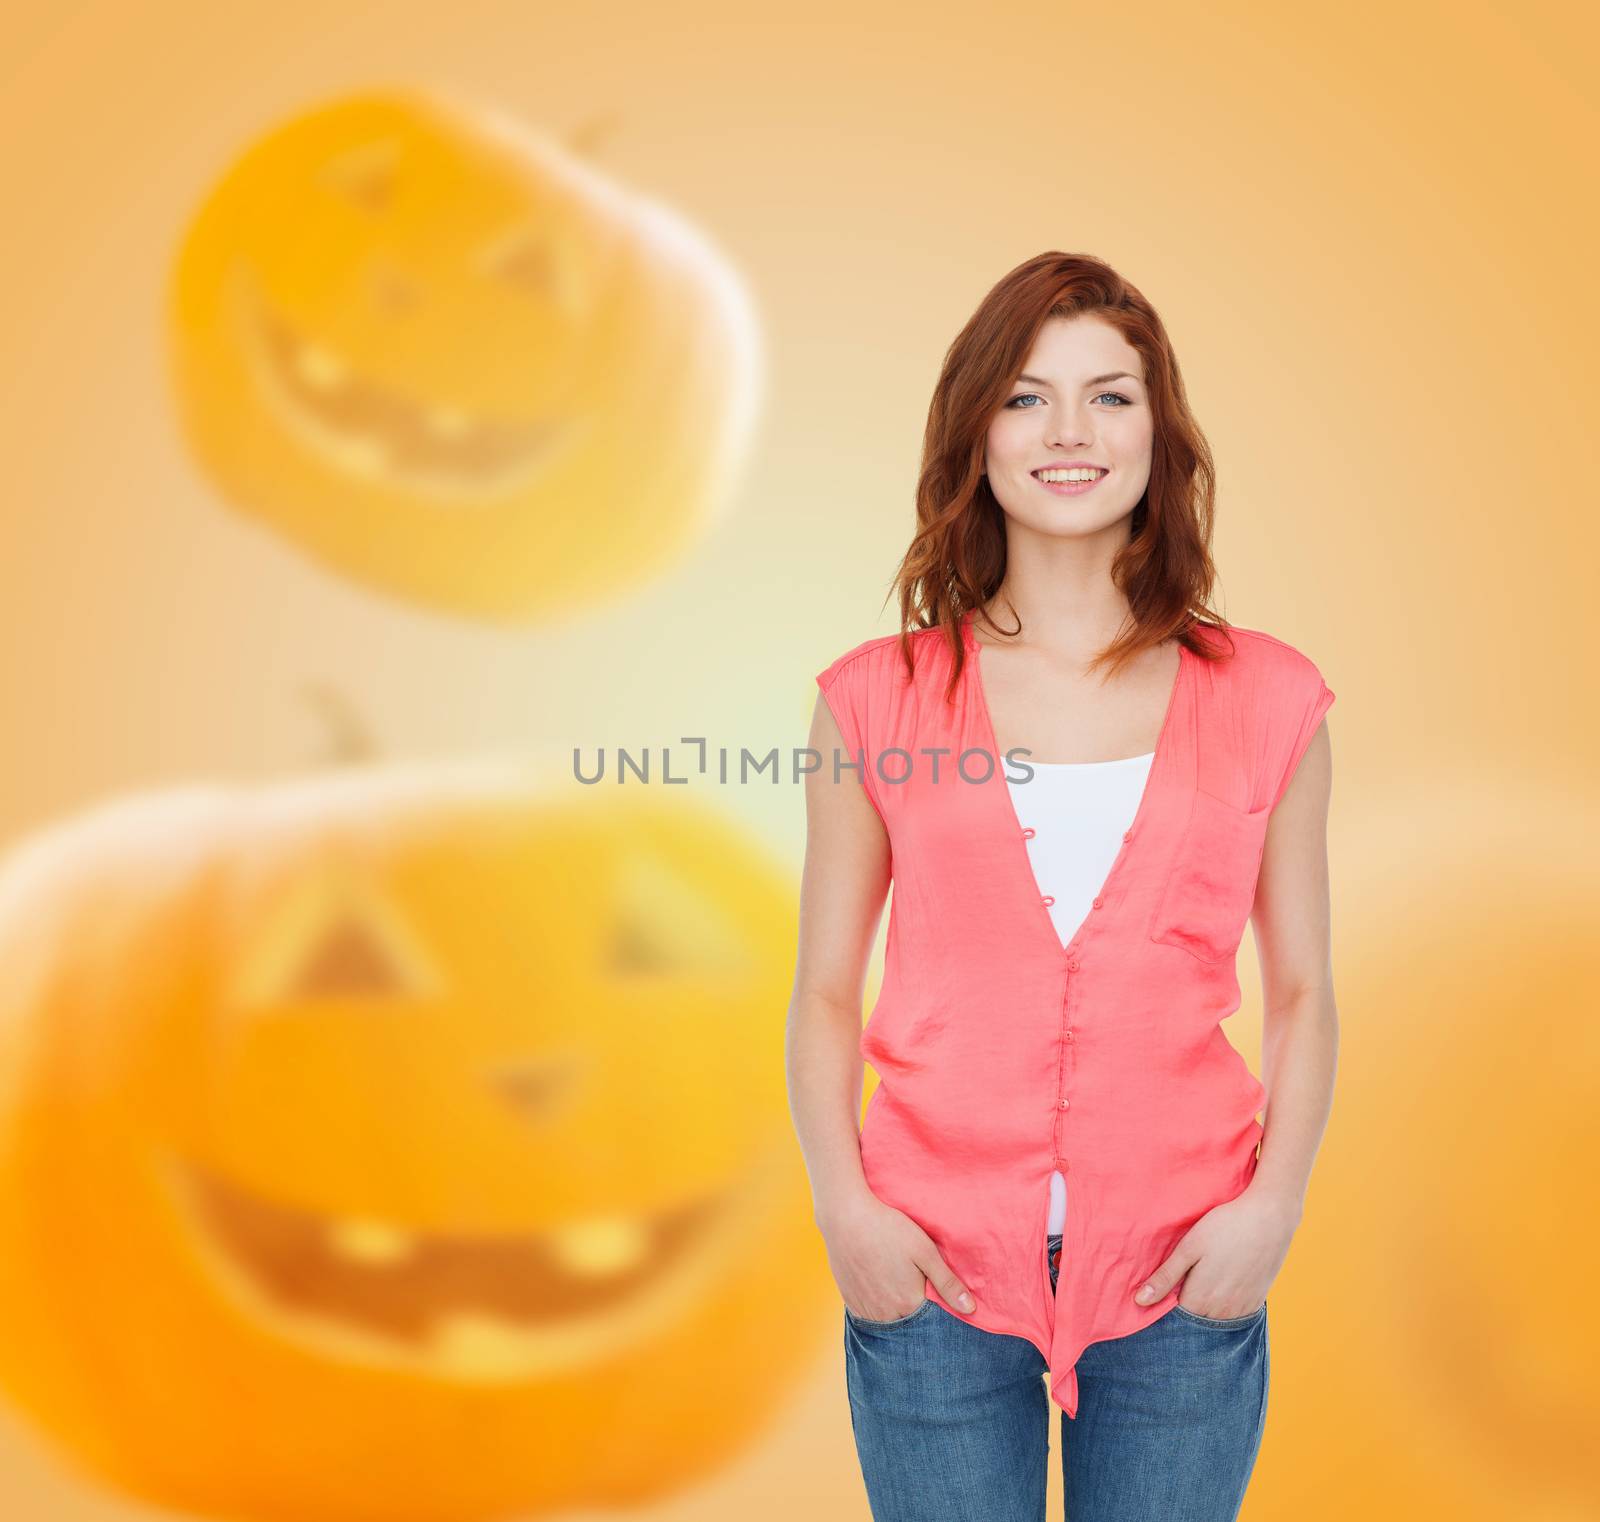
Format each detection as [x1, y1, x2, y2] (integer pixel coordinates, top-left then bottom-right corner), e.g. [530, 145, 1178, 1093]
[367, 258, 420, 315]
[1044, 404, 1093, 450]
[491, 1055, 584, 1118]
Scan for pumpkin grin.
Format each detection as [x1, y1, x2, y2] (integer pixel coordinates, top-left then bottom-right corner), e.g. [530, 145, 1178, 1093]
[230, 262, 587, 499]
[162, 1146, 766, 1379]
[0, 766, 819, 1514]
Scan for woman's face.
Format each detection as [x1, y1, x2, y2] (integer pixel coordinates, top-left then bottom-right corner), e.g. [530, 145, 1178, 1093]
[983, 314, 1154, 538]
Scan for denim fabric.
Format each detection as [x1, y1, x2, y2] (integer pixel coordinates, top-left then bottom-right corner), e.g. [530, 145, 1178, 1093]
[844, 1249, 1269, 1522]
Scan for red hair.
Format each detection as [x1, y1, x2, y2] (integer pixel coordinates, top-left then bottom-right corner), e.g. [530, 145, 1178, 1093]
[886, 252, 1235, 697]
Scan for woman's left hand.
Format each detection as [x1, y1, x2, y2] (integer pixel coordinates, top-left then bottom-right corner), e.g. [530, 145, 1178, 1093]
[1132, 1187, 1302, 1318]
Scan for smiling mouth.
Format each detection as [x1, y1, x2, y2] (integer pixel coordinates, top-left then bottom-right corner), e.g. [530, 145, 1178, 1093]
[161, 1145, 778, 1380]
[1032, 468, 1109, 496]
[231, 262, 590, 500]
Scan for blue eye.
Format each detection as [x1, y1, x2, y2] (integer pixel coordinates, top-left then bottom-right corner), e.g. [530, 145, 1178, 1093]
[1005, 391, 1134, 410]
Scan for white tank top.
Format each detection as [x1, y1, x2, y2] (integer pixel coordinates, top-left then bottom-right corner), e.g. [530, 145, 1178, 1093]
[1006, 752, 1155, 1236]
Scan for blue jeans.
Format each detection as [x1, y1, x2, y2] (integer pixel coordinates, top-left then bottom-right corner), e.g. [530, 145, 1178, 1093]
[844, 1235, 1268, 1521]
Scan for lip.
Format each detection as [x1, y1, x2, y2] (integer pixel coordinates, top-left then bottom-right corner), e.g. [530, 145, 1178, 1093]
[1032, 461, 1107, 475]
[1032, 462, 1109, 497]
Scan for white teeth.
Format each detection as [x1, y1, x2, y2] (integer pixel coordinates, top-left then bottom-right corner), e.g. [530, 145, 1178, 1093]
[549, 1215, 651, 1275]
[328, 1218, 415, 1263]
[1036, 468, 1104, 483]
[328, 1211, 651, 1277]
[427, 1312, 527, 1376]
[295, 342, 346, 391]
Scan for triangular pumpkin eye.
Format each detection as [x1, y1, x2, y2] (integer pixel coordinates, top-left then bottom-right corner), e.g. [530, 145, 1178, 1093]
[292, 910, 409, 998]
[607, 909, 679, 978]
[606, 852, 752, 980]
[232, 869, 444, 1010]
[320, 138, 401, 213]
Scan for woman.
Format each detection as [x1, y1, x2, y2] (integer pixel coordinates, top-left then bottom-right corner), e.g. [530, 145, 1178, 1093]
[788, 252, 1337, 1522]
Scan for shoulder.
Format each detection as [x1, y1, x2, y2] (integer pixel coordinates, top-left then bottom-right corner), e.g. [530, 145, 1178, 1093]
[1191, 625, 1337, 808]
[1193, 621, 1329, 691]
[815, 626, 942, 691]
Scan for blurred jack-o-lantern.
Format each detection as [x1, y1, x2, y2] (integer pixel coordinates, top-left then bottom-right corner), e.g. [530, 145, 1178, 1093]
[1236, 783, 1600, 1521]
[0, 760, 824, 1520]
[168, 89, 762, 623]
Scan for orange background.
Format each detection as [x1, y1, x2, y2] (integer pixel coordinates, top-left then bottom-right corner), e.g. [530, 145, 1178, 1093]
[0, 1, 1594, 1518]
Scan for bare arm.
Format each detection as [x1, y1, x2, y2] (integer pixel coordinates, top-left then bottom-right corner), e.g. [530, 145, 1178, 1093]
[787, 689, 891, 1227]
[1247, 715, 1339, 1219]
[787, 689, 977, 1320]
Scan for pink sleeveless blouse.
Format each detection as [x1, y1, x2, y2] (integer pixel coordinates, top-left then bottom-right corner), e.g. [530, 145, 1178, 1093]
[814, 609, 1335, 1417]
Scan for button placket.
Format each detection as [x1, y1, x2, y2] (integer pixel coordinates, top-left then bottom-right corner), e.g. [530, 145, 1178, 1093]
[1054, 956, 1080, 1172]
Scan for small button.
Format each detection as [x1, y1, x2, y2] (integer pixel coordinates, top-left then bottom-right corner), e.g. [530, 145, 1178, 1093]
[1064, 1029, 1075, 1042]
[1066, 959, 1079, 972]
[1091, 896, 1103, 909]
[1122, 829, 1132, 841]
[1021, 826, 1036, 840]
[1059, 1159, 1070, 1172]
[1042, 895, 1055, 907]
[1058, 1098, 1070, 1109]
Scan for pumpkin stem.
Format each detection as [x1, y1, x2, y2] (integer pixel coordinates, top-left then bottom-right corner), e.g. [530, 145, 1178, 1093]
[566, 113, 619, 157]
[300, 681, 378, 763]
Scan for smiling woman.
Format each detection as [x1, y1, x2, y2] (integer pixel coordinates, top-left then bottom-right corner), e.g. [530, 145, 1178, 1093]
[793, 251, 1337, 1522]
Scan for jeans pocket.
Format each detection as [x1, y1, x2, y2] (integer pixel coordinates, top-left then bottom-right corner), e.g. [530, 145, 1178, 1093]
[1170, 1299, 1267, 1330]
[845, 1294, 937, 1330]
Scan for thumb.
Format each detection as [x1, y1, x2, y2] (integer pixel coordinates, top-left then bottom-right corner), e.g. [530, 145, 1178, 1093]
[921, 1249, 976, 1313]
[1134, 1245, 1192, 1305]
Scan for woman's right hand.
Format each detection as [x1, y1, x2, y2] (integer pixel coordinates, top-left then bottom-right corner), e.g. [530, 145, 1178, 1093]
[819, 1191, 976, 1320]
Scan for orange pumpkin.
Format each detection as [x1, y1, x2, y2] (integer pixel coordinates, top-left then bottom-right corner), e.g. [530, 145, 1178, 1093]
[1236, 786, 1600, 1519]
[168, 89, 761, 622]
[0, 760, 824, 1518]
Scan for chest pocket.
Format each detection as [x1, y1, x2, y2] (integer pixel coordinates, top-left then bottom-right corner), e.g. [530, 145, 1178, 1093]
[1150, 790, 1273, 962]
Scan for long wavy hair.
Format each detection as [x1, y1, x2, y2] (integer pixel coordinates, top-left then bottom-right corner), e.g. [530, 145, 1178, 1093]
[887, 252, 1234, 697]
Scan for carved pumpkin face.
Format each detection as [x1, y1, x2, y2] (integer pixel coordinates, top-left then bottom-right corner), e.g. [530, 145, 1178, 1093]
[1241, 788, 1600, 1521]
[0, 764, 822, 1518]
[167, 90, 761, 622]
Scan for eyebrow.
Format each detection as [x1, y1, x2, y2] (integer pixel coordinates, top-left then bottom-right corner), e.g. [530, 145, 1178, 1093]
[1015, 371, 1141, 388]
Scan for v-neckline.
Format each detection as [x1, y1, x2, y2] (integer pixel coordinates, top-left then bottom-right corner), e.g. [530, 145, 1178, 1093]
[961, 608, 1190, 962]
